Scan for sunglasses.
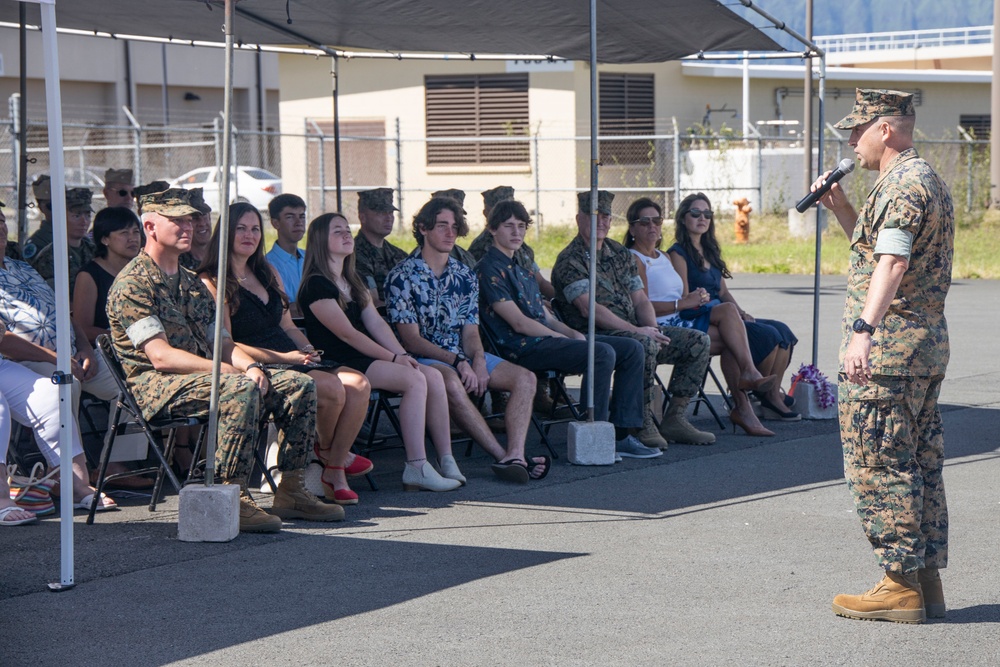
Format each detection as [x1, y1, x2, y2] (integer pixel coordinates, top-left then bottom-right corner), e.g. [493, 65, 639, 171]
[117, 189, 135, 198]
[629, 216, 663, 226]
[687, 209, 713, 220]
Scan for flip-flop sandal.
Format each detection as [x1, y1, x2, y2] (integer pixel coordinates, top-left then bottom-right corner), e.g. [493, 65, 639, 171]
[0, 505, 39, 526]
[525, 455, 551, 480]
[72, 493, 119, 512]
[490, 459, 530, 484]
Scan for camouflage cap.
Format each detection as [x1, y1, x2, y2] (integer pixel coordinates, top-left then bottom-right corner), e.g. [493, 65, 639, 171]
[139, 188, 199, 217]
[432, 188, 467, 213]
[133, 181, 171, 213]
[482, 185, 515, 212]
[104, 168, 134, 186]
[188, 187, 212, 214]
[834, 88, 915, 130]
[65, 188, 94, 212]
[358, 187, 398, 212]
[32, 174, 52, 201]
[577, 190, 614, 215]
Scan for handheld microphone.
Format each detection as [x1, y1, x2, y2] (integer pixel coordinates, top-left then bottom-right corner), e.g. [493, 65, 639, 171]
[795, 158, 856, 213]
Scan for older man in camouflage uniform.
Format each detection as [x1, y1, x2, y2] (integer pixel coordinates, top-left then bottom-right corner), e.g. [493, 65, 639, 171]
[816, 89, 953, 624]
[552, 191, 713, 450]
[102, 168, 136, 210]
[108, 188, 342, 532]
[353, 187, 408, 311]
[24, 182, 97, 299]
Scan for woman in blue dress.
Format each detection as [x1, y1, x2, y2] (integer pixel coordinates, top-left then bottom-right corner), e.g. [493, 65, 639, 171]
[667, 193, 799, 421]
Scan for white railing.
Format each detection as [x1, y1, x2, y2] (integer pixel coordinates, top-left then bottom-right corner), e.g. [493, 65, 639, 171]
[816, 25, 992, 54]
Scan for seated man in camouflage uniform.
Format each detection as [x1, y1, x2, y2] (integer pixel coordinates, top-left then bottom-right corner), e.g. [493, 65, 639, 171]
[178, 188, 213, 271]
[353, 187, 407, 312]
[552, 191, 714, 449]
[24, 178, 97, 300]
[107, 188, 342, 533]
[102, 168, 136, 211]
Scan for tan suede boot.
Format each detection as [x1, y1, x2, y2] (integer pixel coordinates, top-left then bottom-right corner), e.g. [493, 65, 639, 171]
[658, 397, 715, 445]
[918, 567, 946, 619]
[636, 411, 668, 449]
[270, 469, 345, 522]
[832, 572, 925, 624]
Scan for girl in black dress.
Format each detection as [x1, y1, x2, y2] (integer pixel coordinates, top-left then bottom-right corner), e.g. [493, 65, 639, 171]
[199, 203, 372, 506]
[299, 213, 464, 492]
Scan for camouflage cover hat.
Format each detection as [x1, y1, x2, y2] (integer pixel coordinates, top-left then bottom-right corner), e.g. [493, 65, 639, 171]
[32, 174, 51, 201]
[482, 185, 515, 212]
[577, 189, 614, 215]
[65, 188, 94, 212]
[834, 88, 915, 130]
[358, 187, 398, 212]
[188, 187, 212, 214]
[139, 188, 199, 217]
[133, 181, 170, 213]
[432, 188, 466, 213]
[104, 168, 134, 186]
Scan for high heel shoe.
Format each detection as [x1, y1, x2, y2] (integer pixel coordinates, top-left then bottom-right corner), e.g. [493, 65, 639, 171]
[729, 409, 775, 437]
[753, 393, 802, 422]
[314, 444, 373, 478]
[320, 466, 359, 505]
[737, 374, 778, 394]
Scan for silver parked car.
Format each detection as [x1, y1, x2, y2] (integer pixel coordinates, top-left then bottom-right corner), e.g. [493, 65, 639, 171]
[169, 166, 281, 214]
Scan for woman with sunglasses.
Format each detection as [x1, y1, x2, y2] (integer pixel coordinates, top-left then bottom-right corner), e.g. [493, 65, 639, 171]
[298, 213, 464, 493]
[199, 202, 373, 506]
[667, 193, 800, 422]
[625, 197, 775, 436]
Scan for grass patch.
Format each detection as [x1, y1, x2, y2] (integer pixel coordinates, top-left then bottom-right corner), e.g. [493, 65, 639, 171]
[265, 210, 1000, 279]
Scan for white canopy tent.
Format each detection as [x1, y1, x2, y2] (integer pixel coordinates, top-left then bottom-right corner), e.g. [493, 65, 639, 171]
[7, 0, 826, 589]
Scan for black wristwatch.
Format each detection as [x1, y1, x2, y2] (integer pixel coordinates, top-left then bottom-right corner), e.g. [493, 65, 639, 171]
[451, 352, 468, 368]
[246, 362, 270, 377]
[852, 318, 876, 335]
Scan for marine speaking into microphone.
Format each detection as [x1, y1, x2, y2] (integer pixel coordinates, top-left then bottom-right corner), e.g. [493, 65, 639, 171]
[795, 158, 856, 213]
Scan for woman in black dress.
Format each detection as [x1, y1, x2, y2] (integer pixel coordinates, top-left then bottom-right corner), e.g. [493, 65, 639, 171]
[72, 206, 142, 345]
[199, 203, 372, 506]
[298, 213, 463, 493]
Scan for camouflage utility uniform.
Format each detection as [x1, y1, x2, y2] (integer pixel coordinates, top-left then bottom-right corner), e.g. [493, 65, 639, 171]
[23, 221, 97, 298]
[353, 232, 407, 305]
[839, 147, 953, 574]
[551, 234, 711, 408]
[107, 251, 316, 481]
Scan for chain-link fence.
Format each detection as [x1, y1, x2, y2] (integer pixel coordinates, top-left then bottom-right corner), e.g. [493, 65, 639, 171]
[2, 105, 990, 241]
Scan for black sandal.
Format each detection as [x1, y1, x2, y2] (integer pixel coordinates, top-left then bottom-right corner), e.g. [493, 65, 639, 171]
[524, 455, 551, 480]
[490, 459, 530, 484]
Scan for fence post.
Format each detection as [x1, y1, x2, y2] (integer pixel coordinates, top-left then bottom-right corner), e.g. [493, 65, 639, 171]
[395, 117, 403, 229]
[307, 119, 326, 213]
[213, 116, 222, 173]
[122, 106, 142, 185]
[533, 126, 541, 238]
[756, 134, 763, 211]
[672, 117, 680, 210]
[957, 126, 974, 212]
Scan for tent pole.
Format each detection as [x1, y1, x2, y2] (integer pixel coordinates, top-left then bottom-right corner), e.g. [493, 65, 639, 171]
[811, 55, 826, 367]
[332, 55, 342, 211]
[17, 4, 28, 245]
[205, 0, 237, 484]
[35, 0, 76, 592]
[585, 0, 598, 422]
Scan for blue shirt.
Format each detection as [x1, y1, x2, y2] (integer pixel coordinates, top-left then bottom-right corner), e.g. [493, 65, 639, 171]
[265, 243, 304, 303]
[476, 245, 548, 361]
[0, 257, 78, 356]
[385, 247, 478, 355]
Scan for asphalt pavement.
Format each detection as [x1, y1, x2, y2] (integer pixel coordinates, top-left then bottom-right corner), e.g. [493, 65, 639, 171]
[2, 274, 998, 666]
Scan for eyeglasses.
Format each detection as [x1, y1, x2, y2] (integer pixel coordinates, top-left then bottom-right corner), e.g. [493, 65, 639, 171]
[687, 209, 713, 220]
[629, 216, 663, 227]
[117, 189, 135, 198]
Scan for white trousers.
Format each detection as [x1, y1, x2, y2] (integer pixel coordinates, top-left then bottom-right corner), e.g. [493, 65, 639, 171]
[0, 359, 84, 467]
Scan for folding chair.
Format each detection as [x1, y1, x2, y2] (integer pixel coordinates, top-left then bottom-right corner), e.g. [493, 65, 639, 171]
[89, 335, 276, 523]
[654, 363, 728, 431]
[352, 389, 406, 491]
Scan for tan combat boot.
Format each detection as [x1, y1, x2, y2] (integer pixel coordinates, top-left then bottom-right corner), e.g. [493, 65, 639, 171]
[658, 397, 715, 445]
[238, 491, 283, 533]
[270, 469, 345, 522]
[832, 572, 925, 624]
[636, 411, 668, 449]
[918, 567, 946, 619]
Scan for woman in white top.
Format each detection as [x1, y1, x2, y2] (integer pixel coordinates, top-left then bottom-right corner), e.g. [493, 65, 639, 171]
[625, 197, 774, 437]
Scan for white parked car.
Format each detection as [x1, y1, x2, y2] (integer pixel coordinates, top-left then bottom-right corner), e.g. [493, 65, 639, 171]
[169, 166, 282, 214]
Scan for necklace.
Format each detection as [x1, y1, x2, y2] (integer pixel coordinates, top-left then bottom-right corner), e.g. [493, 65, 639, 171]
[236, 272, 250, 283]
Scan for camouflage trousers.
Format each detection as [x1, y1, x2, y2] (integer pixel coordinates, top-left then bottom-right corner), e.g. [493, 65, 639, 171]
[155, 369, 317, 482]
[605, 326, 712, 408]
[838, 374, 948, 574]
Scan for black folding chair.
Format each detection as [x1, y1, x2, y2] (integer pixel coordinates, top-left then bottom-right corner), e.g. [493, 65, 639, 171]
[654, 363, 728, 431]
